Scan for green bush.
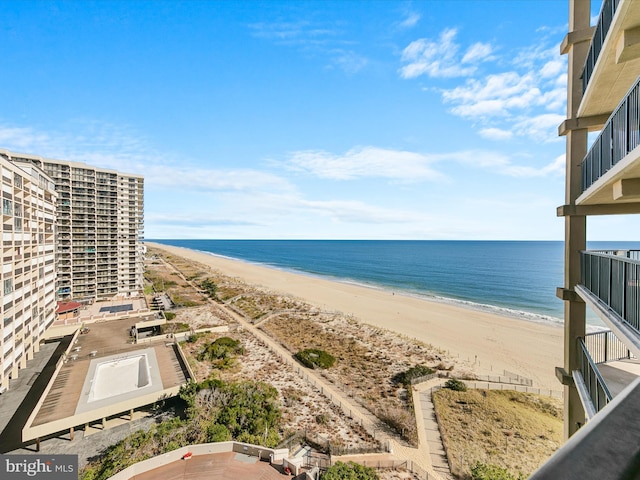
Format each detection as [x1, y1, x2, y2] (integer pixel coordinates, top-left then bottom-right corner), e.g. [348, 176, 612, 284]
[470, 462, 524, 480]
[198, 337, 245, 368]
[394, 364, 435, 386]
[83, 378, 282, 480]
[294, 349, 336, 369]
[200, 278, 218, 298]
[322, 461, 379, 480]
[444, 378, 468, 392]
[164, 311, 176, 321]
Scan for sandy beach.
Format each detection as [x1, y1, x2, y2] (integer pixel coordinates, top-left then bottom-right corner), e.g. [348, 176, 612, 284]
[147, 242, 563, 390]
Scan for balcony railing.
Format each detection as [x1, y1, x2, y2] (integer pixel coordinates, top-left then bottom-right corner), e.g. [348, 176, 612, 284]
[582, 0, 620, 94]
[585, 329, 633, 364]
[578, 337, 613, 414]
[581, 250, 640, 332]
[581, 75, 640, 192]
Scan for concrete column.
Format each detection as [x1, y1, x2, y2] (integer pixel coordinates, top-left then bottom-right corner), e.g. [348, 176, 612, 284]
[102, 417, 106, 429]
[130, 409, 134, 421]
[70, 426, 74, 441]
[562, 0, 591, 439]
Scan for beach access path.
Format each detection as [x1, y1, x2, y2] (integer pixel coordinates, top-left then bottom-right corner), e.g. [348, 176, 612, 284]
[147, 243, 563, 391]
[156, 248, 449, 479]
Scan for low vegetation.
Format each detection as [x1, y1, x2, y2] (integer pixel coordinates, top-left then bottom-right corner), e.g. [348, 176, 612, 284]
[394, 364, 435, 387]
[160, 322, 190, 334]
[294, 348, 336, 369]
[81, 378, 281, 480]
[322, 461, 379, 480]
[199, 278, 218, 298]
[444, 378, 468, 392]
[197, 336, 245, 369]
[470, 462, 525, 480]
[432, 389, 562, 479]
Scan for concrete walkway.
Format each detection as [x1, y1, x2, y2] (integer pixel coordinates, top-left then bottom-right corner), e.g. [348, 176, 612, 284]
[158, 254, 450, 479]
[415, 379, 455, 480]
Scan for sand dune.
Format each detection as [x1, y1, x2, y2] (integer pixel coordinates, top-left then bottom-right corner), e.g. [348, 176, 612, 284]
[148, 242, 563, 390]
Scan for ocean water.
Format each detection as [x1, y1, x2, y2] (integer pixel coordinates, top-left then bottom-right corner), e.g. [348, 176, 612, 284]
[149, 240, 639, 328]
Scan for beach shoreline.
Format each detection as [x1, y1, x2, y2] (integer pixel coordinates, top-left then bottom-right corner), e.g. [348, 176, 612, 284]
[147, 242, 563, 390]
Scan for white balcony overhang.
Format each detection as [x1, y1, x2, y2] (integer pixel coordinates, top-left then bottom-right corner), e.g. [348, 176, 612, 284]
[579, 0, 640, 117]
[577, 144, 640, 205]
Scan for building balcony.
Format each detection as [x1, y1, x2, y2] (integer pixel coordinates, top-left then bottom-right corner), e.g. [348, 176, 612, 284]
[580, 0, 640, 118]
[577, 250, 640, 354]
[574, 329, 640, 420]
[579, 75, 640, 203]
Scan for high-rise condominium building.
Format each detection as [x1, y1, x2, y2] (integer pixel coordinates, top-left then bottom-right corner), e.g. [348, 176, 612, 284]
[1, 150, 144, 302]
[0, 154, 57, 393]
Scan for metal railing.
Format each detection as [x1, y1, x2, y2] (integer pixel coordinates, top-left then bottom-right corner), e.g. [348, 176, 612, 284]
[578, 337, 613, 413]
[582, 0, 620, 94]
[582, 75, 640, 192]
[584, 329, 633, 364]
[581, 250, 640, 332]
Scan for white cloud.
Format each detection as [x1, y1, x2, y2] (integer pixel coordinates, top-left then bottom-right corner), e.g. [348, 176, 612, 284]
[479, 128, 513, 141]
[501, 154, 565, 177]
[461, 42, 494, 64]
[283, 146, 445, 182]
[399, 29, 481, 79]
[329, 49, 369, 74]
[398, 12, 421, 29]
[400, 26, 567, 142]
[513, 114, 565, 141]
[284, 146, 563, 182]
[145, 165, 294, 192]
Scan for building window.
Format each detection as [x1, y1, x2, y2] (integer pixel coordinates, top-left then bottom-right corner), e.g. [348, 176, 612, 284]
[2, 199, 12, 216]
[14, 217, 22, 232]
[3, 278, 12, 296]
[13, 173, 22, 188]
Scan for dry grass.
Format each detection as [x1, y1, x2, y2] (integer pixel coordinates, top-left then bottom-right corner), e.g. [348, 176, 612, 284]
[146, 246, 474, 449]
[432, 388, 562, 479]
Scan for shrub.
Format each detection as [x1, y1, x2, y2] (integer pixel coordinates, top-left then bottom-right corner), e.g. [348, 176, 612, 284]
[294, 349, 336, 369]
[322, 461, 379, 480]
[198, 337, 245, 368]
[200, 278, 218, 298]
[444, 378, 468, 392]
[394, 364, 435, 386]
[164, 312, 176, 321]
[470, 462, 524, 480]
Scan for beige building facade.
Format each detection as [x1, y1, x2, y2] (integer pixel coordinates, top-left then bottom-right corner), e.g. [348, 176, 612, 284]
[0, 154, 57, 393]
[1, 150, 145, 302]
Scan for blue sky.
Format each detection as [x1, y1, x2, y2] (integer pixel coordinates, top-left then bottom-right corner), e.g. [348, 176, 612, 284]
[1, 0, 633, 240]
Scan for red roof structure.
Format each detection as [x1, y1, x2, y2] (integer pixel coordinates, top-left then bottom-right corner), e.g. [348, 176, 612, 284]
[56, 301, 82, 314]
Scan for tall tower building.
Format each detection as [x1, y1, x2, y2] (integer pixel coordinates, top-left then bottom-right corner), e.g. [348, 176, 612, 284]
[1, 150, 144, 302]
[0, 153, 57, 393]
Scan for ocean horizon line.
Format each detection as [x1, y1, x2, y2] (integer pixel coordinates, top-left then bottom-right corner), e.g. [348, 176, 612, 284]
[147, 239, 638, 331]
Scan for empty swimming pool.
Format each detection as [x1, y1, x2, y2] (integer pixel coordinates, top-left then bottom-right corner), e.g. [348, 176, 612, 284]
[88, 353, 152, 403]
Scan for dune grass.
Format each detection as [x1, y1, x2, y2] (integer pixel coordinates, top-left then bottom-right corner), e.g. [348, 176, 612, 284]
[432, 388, 562, 479]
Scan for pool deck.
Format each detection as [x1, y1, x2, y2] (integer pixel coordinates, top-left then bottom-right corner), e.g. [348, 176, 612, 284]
[31, 317, 189, 428]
